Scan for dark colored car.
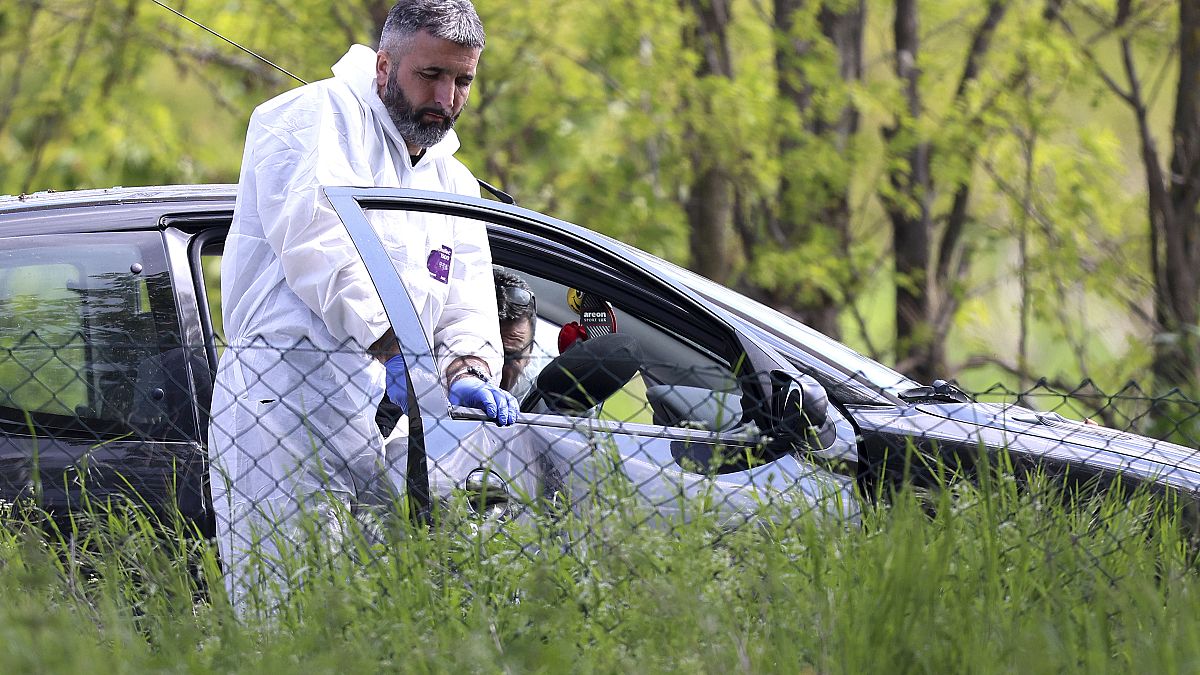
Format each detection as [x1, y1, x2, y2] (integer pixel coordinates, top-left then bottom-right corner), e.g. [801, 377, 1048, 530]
[0, 185, 1195, 535]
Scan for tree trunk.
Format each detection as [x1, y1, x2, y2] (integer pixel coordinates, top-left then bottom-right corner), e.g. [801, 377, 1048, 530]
[880, 0, 1012, 383]
[687, 167, 735, 280]
[682, 0, 737, 282]
[367, 0, 392, 45]
[1155, 0, 1200, 391]
[883, 0, 937, 382]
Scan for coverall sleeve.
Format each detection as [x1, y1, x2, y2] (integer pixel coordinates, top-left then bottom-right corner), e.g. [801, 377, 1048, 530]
[435, 211, 503, 380]
[246, 96, 390, 350]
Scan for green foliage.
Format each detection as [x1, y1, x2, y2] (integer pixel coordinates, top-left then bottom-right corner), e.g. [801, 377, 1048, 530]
[1, 462, 1199, 672]
[0, 0, 1191, 403]
[456, 0, 696, 258]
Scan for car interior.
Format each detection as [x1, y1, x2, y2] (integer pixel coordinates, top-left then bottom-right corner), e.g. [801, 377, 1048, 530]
[502, 266, 745, 431]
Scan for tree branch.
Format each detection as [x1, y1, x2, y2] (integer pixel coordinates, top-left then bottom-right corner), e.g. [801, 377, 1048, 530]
[23, 0, 101, 193]
[149, 37, 293, 87]
[331, 4, 365, 47]
[1053, 12, 1135, 105]
[934, 1, 1009, 314]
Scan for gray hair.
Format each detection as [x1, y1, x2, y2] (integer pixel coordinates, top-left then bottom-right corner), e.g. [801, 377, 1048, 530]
[379, 0, 486, 54]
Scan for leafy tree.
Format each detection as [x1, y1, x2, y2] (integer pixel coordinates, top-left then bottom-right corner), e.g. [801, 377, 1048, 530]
[1042, 0, 1199, 436]
[4, 0, 1199, 439]
[733, 0, 864, 341]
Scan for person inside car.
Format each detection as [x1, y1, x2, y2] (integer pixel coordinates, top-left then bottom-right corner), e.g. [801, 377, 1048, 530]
[493, 266, 539, 400]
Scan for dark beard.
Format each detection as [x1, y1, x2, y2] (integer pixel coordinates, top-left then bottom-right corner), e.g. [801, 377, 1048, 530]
[380, 74, 459, 150]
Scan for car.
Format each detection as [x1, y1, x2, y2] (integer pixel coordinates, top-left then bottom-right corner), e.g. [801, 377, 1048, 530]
[0, 184, 1195, 538]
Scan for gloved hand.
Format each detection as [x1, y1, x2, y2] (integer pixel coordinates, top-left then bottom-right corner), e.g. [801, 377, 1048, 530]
[384, 354, 409, 414]
[449, 376, 519, 426]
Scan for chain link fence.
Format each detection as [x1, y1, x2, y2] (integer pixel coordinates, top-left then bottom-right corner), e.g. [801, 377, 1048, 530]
[2, 334, 1199, 608]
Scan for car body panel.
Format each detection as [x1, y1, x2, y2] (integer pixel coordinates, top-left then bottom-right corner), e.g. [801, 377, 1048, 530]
[405, 414, 859, 524]
[913, 402, 1200, 495]
[0, 432, 210, 527]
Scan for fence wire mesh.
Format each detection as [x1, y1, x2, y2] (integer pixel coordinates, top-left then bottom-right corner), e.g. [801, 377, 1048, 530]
[3, 333, 1200, 609]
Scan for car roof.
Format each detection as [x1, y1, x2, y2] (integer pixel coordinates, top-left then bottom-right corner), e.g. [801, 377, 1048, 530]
[0, 184, 236, 236]
[0, 184, 236, 211]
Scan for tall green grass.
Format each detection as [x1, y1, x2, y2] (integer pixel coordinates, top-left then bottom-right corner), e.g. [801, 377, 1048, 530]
[2, 465, 1199, 674]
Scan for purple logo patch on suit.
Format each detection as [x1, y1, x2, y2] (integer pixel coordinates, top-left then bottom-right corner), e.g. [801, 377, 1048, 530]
[427, 245, 452, 283]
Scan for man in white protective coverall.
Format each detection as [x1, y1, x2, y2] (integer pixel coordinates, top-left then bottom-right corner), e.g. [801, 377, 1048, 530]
[208, 0, 518, 604]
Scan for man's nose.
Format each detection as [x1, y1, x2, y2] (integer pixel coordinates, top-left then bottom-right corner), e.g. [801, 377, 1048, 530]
[434, 79, 457, 110]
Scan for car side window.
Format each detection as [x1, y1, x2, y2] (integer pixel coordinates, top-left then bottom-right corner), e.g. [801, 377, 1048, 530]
[339, 201, 744, 433]
[0, 233, 195, 440]
[503, 269, 743, 431]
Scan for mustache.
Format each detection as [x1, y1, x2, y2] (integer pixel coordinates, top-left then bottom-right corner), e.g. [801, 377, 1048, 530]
[416, 106, 453, 119]
[413, 106, 458, 128]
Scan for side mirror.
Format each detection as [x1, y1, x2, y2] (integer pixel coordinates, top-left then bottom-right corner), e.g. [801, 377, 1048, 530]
[770, 371, 835, 450]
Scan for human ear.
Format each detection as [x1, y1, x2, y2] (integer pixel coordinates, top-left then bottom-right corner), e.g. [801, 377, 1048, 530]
[375, 51, 391, 90]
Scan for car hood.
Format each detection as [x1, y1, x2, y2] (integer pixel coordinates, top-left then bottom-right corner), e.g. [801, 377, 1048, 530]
[914, 401, 1200, 495]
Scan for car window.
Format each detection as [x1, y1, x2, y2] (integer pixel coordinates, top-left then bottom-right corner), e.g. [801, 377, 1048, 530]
[497, 267, 742, 430]
[340, 199, 747, 435]
[0, 232, 195, 441]
[619, 245, 916, 402]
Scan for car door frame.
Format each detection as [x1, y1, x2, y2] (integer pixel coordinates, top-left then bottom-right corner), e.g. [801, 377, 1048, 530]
[323, 186, 784, 434]
[322, 188, 859, 508]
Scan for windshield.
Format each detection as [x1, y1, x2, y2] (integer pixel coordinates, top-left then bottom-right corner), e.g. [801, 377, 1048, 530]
[616, 244, 919, 401]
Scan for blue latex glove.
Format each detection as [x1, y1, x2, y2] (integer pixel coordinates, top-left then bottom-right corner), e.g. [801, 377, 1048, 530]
[384, 354, 409, 414]
[449, 377, 519, 426]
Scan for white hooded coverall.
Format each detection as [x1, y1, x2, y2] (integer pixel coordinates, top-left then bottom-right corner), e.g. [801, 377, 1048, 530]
[208, 45, 502, 593]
